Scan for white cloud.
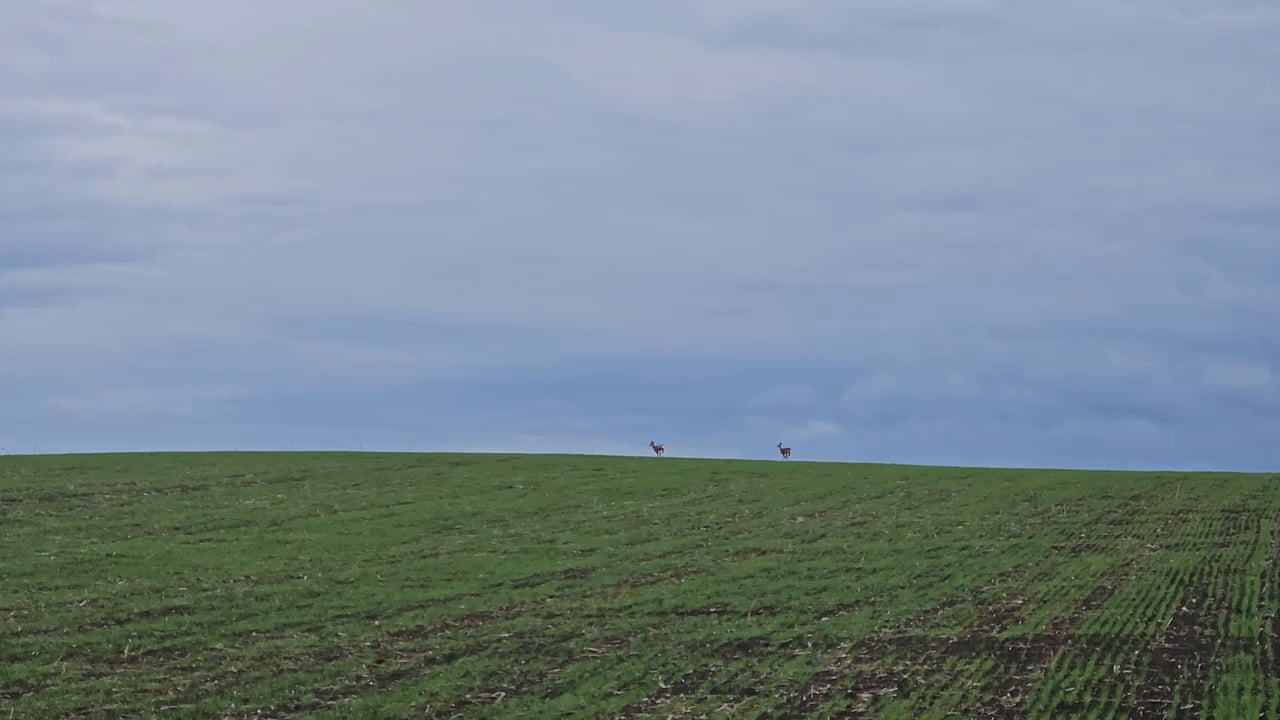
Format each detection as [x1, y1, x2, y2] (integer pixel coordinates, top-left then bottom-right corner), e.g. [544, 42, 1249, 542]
[47, 384, 253, 418]
[0, 96, 301, 207]
[843, 373, 982, 405]
[795, 419, 841, 441]
[548, 26, 904, 121]
[748, 384, 818, 409]
[740, 415, 841, 450]
[1203, 363, 1274, 395]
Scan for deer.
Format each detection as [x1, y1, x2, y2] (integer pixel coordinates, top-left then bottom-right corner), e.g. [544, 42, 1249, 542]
[649, 441, 665, 457]
[777, 442, 792, 459]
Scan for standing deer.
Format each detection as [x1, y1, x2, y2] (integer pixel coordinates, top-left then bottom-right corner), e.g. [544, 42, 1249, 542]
[777, 442, 792, 459]
[649, 441, 665, 457]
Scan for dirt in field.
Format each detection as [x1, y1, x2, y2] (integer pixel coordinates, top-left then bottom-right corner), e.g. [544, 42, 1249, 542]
[417, 634, 641, 720]
[775, 503, 1198, 719]
[213, 568, 744, 718]
[1130, 582, 1217, 718]
[815, 599, 879, 622]
[190, 604, 541, 719]
[80, 604, 195, 632]
[612, 567, 704, 589]
[1267, 514, 1280, 683]
[1124, 498, 1268, 717]
[962, 508, 1206, 718]
[777, 568, 1036, 719]
[99, 556, 1228, 720]
[614, 663, 723, 719]
[510, 567, 596, 589]
[963, 569, 1137, 717]
[1127, 495, 1261, 710]
[729, 547, 790, 559]
[387, 605, 525, 641]
[800, 510, 1251, 720]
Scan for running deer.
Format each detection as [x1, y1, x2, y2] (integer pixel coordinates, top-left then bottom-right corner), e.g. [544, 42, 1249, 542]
[777, 443, 792, 459]
[649, 441, 665, 457]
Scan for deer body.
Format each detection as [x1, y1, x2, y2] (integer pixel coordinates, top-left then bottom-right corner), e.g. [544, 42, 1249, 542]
[778, 443, 791, 459]
[649, 441, 665, 456]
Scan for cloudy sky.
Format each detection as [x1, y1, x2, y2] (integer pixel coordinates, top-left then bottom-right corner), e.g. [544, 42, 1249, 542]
[3, 1, 1278, 470]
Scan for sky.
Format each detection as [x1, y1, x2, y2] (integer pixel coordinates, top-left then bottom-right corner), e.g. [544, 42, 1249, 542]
[2, 1, 1279, 470]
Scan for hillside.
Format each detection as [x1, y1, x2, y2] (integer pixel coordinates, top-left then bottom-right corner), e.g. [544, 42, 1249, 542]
[2, 452, 1278, 718]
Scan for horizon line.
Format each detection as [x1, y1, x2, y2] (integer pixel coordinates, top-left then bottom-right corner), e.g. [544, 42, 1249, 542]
[1, 447, 1274, 476]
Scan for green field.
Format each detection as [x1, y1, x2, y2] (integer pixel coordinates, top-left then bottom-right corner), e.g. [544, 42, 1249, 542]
[2, 452, 1278, 719]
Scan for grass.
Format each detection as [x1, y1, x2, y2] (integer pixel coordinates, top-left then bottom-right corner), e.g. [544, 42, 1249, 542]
[2, 451, 1278, 719]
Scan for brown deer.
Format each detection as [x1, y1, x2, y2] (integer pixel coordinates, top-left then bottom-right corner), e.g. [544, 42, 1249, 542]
[649, 441, 665, 457]
[777, 442, 791, 459]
